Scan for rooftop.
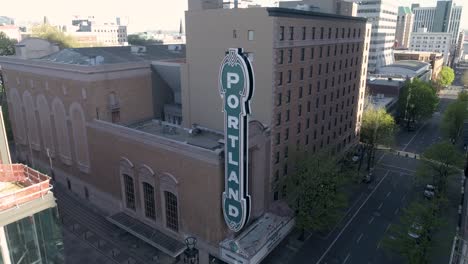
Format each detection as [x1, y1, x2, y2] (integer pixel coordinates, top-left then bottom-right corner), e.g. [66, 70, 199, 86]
[128, 120, 223, 151]
[266, 7, 367, 22]
[37, 45, 186, 66]
[380, 60, 430, 71]
[398, 6, 412, 15]
[0, 164, 51, 212]
[368, 78, 406, 87]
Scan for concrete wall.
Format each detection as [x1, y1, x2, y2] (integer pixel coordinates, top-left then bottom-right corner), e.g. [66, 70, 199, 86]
[184, 8, 274, 131]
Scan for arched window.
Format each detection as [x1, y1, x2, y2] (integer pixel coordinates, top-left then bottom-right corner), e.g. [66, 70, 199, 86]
[36, 95, 54, 155]
[8, 89, 26, 144]
[22, 91, 40, 150]
[52, 98, 72, 164]
[123, 174, 136, 210]
[160, 173, 179, 232]
[164, 191, 178, 232]
[70, 103, 90, 172]
[142, 182, 156, 220]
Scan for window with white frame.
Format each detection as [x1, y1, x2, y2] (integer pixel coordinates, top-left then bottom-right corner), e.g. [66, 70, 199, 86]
[143, 182, 156, 220]
[165, 191, 179, 231]
[123, 174, 136, 210]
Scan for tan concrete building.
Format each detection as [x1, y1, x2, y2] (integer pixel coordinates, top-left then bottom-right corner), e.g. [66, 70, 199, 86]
[0, 5, 370, 264]
[395, 7, 414, 49]
[394, 50, 443, 80]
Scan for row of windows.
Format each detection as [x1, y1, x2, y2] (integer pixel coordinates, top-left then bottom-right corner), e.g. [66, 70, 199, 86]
[278, 62, 361, 86]
[279, 26, 361, 41]
[275, 95, 357, 127]
[278, 43, 361, 64]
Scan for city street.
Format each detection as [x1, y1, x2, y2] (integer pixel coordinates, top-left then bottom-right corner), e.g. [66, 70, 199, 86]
[272, 87, 461, 264]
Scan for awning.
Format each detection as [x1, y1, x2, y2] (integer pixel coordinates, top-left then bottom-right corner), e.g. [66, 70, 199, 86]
[107, 212, 186, 257]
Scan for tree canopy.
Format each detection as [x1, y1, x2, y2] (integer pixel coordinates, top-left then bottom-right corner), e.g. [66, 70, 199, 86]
[283, 151, 347, 237]
[31, 24, 79, 48]
[360, 107, 396, 169]
[0, 32, 17, 56]
[419, 142, 464, 194]
[441, 91, 468, 141]
[127, 34, 163, 46]
[397, 79, 439, 129]
[437, 66, 455, 87]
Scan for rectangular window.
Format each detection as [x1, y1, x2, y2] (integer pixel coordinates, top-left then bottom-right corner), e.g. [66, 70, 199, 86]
[279, 50, 284, 64]
[299, 86, 303, 98]
[318, 64, 322, 75]
[288, 70, 292, 83]
[285, 128, 289, 140]
[275, 152, 280, 163]
[320, 27, 324, 39]
[311, 47, 314, 59]
[289, 26, 294, 40]
[327, 46, 330, 57]
[284, 146, 289, 158]
[276, 133, 281, 145]
[308, 84, 312, 95]
[124, 174, 135, 210]
[298, 105, 302, 116]
[335, 28, 339, 39]
[280, 26, 284, 40]
[328, 27, 332, 39]
[278, 72, 283, 85]
[306, 118, 310, 129]
[288, 49, 293, 63]
[300, 68, 304, 80]
[276, 113, 281, 126]
[307, 101, 311, 112]
[302, 26, 306, 40]
[286, 90, 291, 103]
[143, 182, 156, 220]
[277, 92, 282, 106]
[297, 122, 301, 134]
[286, 109, 290, 121]
[312, 27, 316, 39]
[319, 47, 323, 58]
[112, 110, 120, 123]
[248, 30, 255, 41]
[301, 48, 305, 61]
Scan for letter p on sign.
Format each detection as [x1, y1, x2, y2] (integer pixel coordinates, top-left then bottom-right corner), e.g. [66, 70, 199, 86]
[227, 72, 239, 89]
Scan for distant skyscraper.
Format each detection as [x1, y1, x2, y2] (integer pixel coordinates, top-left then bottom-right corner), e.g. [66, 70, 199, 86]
[357, 0, 398, 72]
[395, 6, 414, 49]
[412, 1, 463, 45]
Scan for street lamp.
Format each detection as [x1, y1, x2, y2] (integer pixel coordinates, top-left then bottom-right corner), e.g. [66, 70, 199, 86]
[183, 237, 199, 264]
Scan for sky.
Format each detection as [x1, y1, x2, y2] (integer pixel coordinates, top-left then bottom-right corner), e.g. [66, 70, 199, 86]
[1, 0, 467, 33]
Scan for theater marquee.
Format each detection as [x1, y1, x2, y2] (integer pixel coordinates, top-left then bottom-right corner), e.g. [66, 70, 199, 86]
[219, 48, 254, 232]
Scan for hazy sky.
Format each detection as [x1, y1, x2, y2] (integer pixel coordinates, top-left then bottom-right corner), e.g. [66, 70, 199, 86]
[1, 0, 467, 33]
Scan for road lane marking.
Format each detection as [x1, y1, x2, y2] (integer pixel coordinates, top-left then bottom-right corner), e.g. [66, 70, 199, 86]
[368, 217, 375, 224]
[343, 253, 351, 264]
[378, 202, 383, 210]
[386, 223, 391, 232]
[403, 121, 427, 151]
[394, 208, 399, 215]
[357, 233, 364, 243]
[315, 171, 390, 264]
[380, 164, 416, 173]
[386, 191, 391, 198]
[401, 194, 406, 202]
[377, 240, 382, 249]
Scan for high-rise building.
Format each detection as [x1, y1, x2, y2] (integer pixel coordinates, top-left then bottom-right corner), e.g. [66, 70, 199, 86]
[0, 4, 370, 264]
[412, 1, 463, 45]
[395, 6, 414, 49]
[0, 109, 65, 264]
[357, 0, 398, 72]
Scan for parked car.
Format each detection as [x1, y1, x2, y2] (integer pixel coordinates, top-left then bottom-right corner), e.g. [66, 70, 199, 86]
[408, 222, 422, 239]
[424, 184, 435, 199]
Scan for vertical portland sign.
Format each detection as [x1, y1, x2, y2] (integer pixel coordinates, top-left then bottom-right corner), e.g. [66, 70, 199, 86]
[220, 48, 254, 232]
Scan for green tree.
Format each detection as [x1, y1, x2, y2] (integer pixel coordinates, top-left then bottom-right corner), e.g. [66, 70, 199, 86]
[384, 201, 442, 264]
[437, 66, 455, 87]
[360, 107, 396, 170]
[397, 79, 439, 130]
[31, 24, 79, 48]
[441, 91, 468, 141]
[127, 34, 163, 46]
[418, 142, 464, 195]
[283, 151, 347, 239]
[0, 32, 17, 55]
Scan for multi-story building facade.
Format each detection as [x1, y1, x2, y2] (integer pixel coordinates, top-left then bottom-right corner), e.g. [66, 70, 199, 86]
[395, 6, 414, 49]
[357, 0, 398, 72]
[0, 5, 370, 264]
[410, 29, 452, 64]
[67, 16, 128, 46]
[412, 1, 463, 46]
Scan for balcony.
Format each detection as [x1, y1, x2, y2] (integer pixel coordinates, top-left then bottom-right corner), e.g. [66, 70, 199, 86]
[0, 164, 52, 211]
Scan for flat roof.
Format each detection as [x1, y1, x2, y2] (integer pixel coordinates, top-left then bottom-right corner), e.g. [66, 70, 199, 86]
[368, 78, 405, 87]
[266, 7, 367, 22]
[128, 120, 223, 151]
[380, 60, 430, 71]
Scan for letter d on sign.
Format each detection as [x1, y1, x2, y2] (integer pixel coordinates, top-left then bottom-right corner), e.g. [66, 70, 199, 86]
[227, 72, 239, 89]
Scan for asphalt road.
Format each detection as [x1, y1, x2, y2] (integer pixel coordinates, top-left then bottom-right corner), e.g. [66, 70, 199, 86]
[289, 87, 458, 264]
